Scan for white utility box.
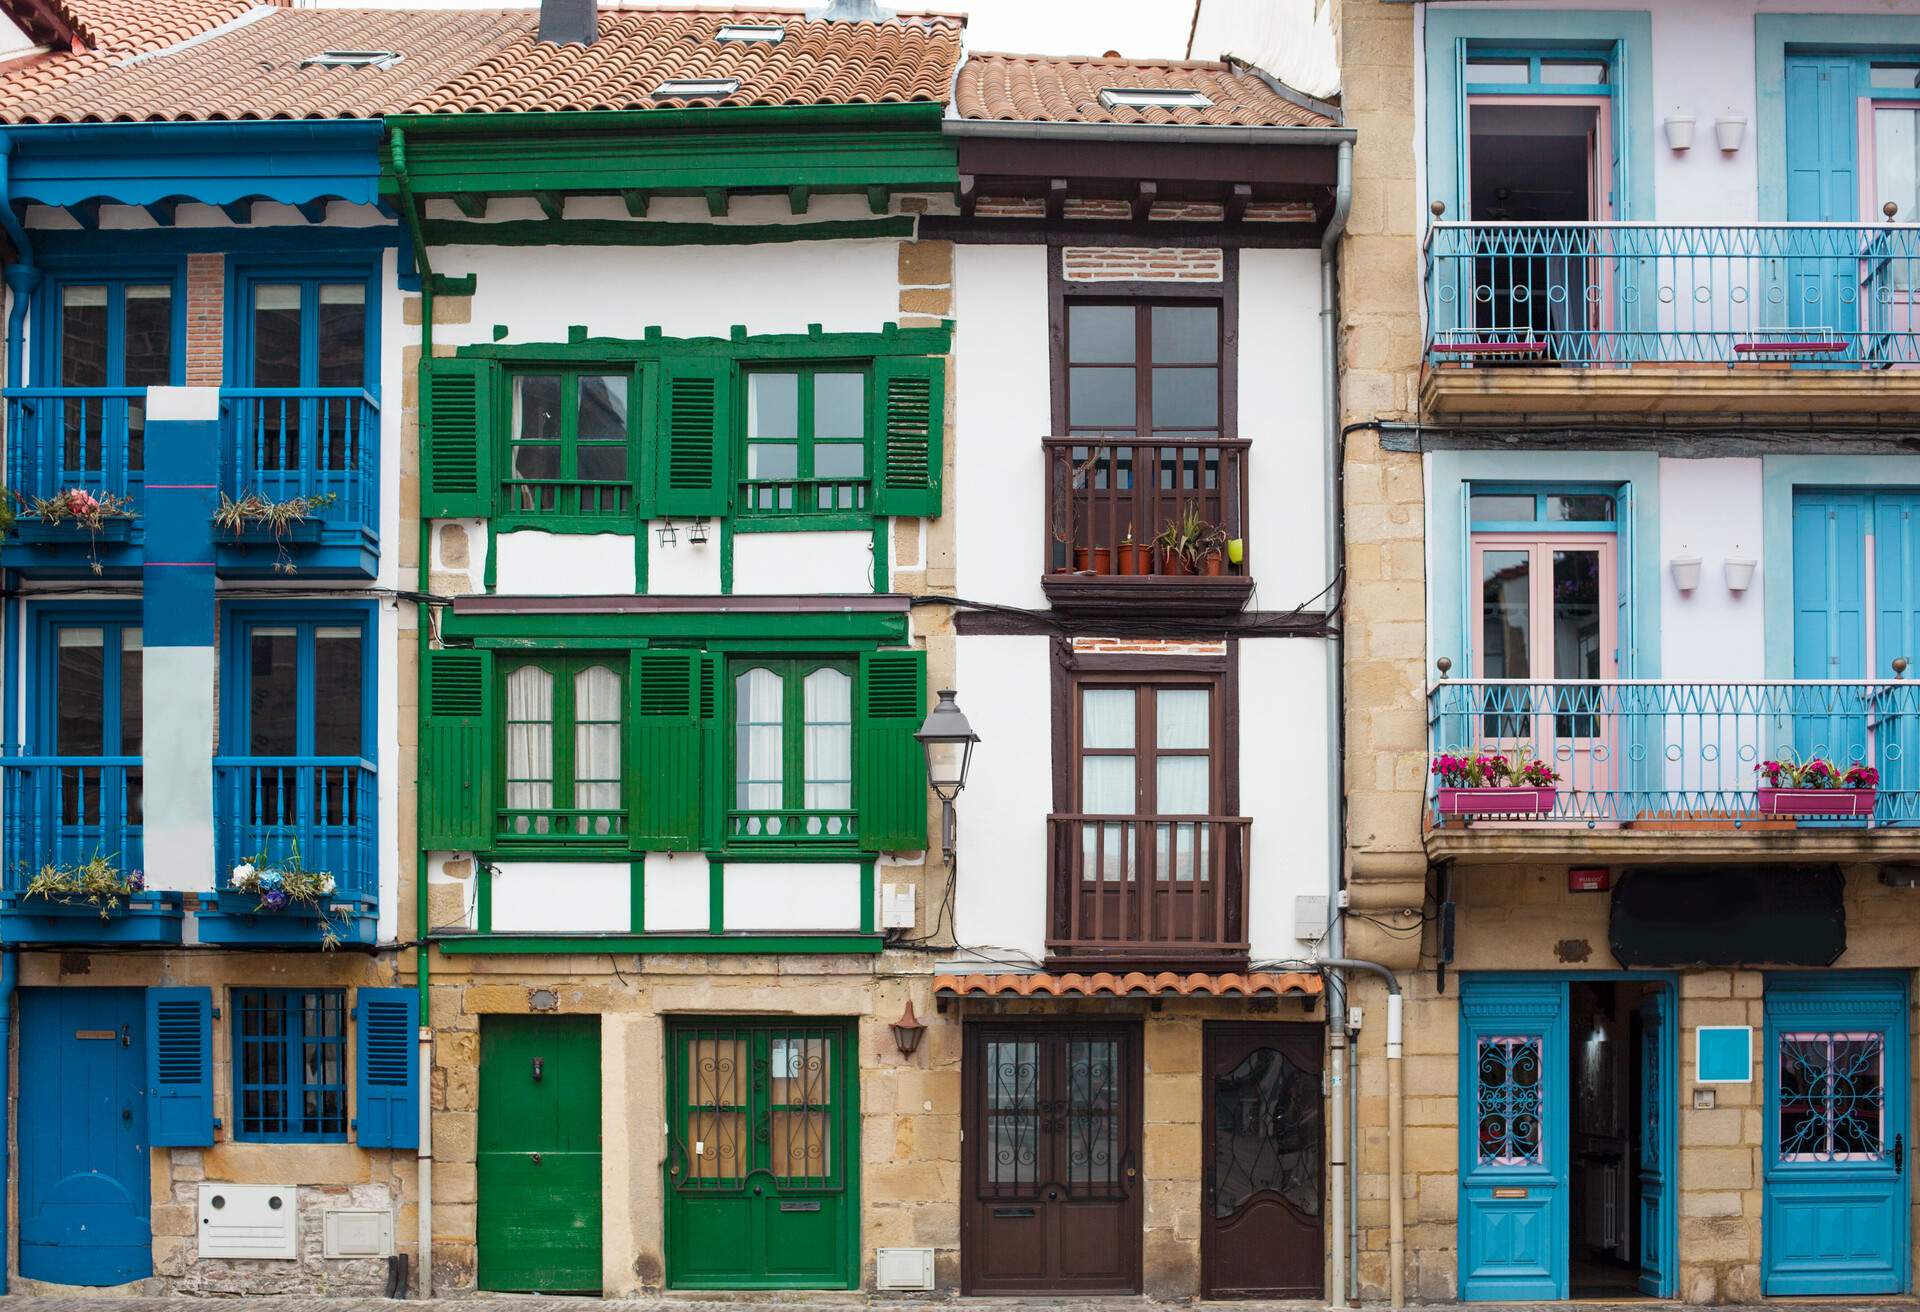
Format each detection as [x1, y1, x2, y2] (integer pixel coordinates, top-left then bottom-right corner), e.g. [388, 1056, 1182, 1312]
[880, 881, 917, 930]
[322, 1209, 394, 1259]
[197, 1184, 298, 1259]
[874, 1246, 935, 1291]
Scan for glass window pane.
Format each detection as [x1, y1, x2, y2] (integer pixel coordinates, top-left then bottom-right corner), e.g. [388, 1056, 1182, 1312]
[313, 628, 362, 757]
[1081, 756, 1136, 813]
[504, 664, 554, 814]
[1476, 1036, 1543, 1165]
[814, 442, 864, 479]
[576, 375, 628, 441]
[1481, 550, 1532, 679]
[251, 284, 302, 389]
[55, 627, 105, 756]
[317, 284, 364, 388]
[59, 285, 109, 388]
[734, 667, 784, 809]
[1539, 60, 1607, 85]
[248, 627, 298, 755]
[573, 665, 622, 819]
[749, 373, 799, 439]
[1875, 109, 1919, 283]
[1156, 756, 1209, 813]
[512, 374, 562, 442]
[1547, 494, 1616, 523]
[1150, 306, 1219, 364]
[747, 442, 798, 480]
[1156, 689, 1211, 750]
[1068, 304, 1136, 364]
[1871, 64, 1920, 90]
[1552, 550, 1603, 681]
[1069, 366, 1136, 429]
[122, 286, 173, 388]
[802, 668, 853, 813]
[120, 629, 142, 758]
[813, 372, 863, 439]
[1471, 493, 1536, 523]
[1081, 688, 1136, 749]
[1465, 59, 1529, 84]
[577, 444, 628, 483]
[1152, 367, 1219, 429]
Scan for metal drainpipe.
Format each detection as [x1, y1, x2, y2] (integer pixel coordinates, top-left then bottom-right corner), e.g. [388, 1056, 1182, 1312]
[1318, 138, 1354, 1310]
[391, 125, 435, 1300]
[0, 948, 14, 1295]
[1321, 956, 1405, 1309]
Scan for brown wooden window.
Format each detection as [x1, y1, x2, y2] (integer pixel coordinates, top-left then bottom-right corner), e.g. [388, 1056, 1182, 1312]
[1064, 301, 1221, 440]
[1072, 674, 1221, 818]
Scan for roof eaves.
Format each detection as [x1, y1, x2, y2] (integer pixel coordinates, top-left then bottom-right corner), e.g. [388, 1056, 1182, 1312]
[942, 118, 1352, 143]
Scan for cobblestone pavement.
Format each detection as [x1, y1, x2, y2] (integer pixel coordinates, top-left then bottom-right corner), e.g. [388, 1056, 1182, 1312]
[2, 1300, 1919, 1312]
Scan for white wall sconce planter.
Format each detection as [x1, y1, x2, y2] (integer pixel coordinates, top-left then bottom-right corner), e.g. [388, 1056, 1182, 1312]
[1671, 555, 1703, 593]
[1725, 557, 1757, 593]
[1715, 115, 1748, 153]
[1664, 114, 1696, 151]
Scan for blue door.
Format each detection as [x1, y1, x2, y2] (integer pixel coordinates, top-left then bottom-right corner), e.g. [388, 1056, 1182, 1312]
[19, 987, 152, 1285]
[1785, 55, 1861, 351]
[1459, 979, 1567, 1300]
[1763, 973, 1910, 1295]
[1635, 991, 1672, 1296]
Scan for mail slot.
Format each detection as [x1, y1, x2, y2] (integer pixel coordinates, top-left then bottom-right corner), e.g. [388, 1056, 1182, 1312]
[75, 1030, 117, 1040]
[992, 1206, 1036, 1218]
[1491, 1187, 1529, 1199]
[779, 1201, 822, 1213]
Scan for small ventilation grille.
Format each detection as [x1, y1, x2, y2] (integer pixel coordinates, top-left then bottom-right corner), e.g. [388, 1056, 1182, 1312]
[302, 50, 403, 69]
[640, 652, 693, 717]
[716, 23, 783, 43]
[865, 655, 920, 719]
[653, 77, 742, 99]
[430, 652, 486, 719]
[1098, 87, 1213, 110]
[361, 999, 411, 1087]
[427, 370, 480, 495]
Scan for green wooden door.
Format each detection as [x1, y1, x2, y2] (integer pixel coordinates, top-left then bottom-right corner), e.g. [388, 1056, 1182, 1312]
[478, 1015, 602, 1292]
[665, 1018, 859, 1289]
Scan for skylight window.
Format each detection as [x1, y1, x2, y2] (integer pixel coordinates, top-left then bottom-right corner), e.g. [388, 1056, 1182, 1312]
[301, 50, 403, 70]
[1098, 87, 1213, 111]
[653, 77, 743, 99]
[716, 23, 784, 44]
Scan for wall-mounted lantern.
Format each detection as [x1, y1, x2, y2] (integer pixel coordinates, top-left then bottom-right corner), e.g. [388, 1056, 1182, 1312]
[890, 1000, 928, 1057]
[915, 688, 978, 865]
[655, 519, 678, 548]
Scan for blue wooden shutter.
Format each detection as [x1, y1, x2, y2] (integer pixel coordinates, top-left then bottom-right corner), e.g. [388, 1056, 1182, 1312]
[870, 356, 944, 518]
[1875, 495, 1920, 678]
[856, 649, 928, 852]
[421, 357, 494, 517]
[1793, 492, 1866, 679]
[630, 648, 701, 851]
[1785, 55, 1859, 223]
[421, 647, 494, 850]
[1614, 483, 1636, 676]
[656, 356, 732, 517]
[353, 987, 418, 1149]
[146, 987, 214, 1147]
[1450, 37, 1471, 220]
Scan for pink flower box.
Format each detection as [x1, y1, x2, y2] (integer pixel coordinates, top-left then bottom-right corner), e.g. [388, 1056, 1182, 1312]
[1436, 786, 1558, 816]
[1754, 787, 1877, 817]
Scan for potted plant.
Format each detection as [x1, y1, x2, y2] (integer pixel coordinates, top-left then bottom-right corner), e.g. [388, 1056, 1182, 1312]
[1072, 543, 1114, 575]
[1753, 753, 1878, 817]
[23, 853, 145, 918]
[1156, 501, 1203, 576]
[1116, 525, 1151, 576]
[1195, 521, 1229, 576]
[214, 490, 337, 574]
[1431, 748, 1561, 816]
[15, 487, 135, 575]
[230, 841, 343, 949]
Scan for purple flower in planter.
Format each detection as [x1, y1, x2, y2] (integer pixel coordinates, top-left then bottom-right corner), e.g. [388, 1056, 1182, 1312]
[262, 889, 288, 911]
[127, 869, 144, 892]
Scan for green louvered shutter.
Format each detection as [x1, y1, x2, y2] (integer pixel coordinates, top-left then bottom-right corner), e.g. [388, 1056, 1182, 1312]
[870, 356, 944, 518]
[421, 357, 494, 518]
[697, 652, 726, 851]
[656, 357, 732, 517]
[421, 647, 494, 850]
[630, 648, 701, 851]
[856, 648, 927, 852]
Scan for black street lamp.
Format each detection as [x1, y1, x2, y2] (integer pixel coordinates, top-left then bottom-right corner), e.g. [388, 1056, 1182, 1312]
[915, 688, 978, 864]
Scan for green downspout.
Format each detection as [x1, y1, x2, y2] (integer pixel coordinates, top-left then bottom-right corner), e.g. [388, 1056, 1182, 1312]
[391, 124, 435, 1300]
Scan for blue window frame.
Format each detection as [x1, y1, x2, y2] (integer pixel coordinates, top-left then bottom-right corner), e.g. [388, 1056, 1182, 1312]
[1463, 47, 1614, 96]
[229, 261, 378, 395]
[23, 606, 145, 865]
[231, 988, 347, 1142]
[1468, 486, 1621, 534]
[220, 605, 373, 760]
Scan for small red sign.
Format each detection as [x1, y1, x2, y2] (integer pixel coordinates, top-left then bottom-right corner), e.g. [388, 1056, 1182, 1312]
[1568, 867, 1611, 892]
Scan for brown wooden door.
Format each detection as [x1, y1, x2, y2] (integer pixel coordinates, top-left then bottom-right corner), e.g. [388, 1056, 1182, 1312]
[961, 1020, 1142, 1294]
[1202, 1022, 1325, 1298]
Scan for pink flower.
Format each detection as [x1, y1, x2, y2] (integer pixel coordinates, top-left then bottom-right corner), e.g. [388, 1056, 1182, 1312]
[64, 488, 98, 515]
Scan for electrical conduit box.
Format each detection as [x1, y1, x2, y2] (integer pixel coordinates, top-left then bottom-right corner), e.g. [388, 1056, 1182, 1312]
[198, 1184, 298, 1259]
[874, 1246, 935, 1290]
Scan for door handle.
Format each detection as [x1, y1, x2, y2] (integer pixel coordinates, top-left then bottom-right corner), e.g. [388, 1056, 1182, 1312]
[531, 1152, 542, 1165]
[121, 1107, 132, 1122]
[1895, 1135, 1905, 1175]
[531, 1057, 544, 1082]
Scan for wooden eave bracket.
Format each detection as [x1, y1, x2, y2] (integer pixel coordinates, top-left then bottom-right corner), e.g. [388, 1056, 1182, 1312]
[1131, 180, 1157, 222]
[1045, 178, 1067, 222]
[1226, 182, 1252, 223]
[957, 173, 976, 219]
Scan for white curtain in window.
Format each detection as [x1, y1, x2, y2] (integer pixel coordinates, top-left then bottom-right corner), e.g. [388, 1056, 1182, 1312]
[735, 667, 784, 810]
[573, 665, 622, 826]
[1154, 690, 1212, 883]
[802, 668, 853, 811]
[1079, 688, 1136, 881]
[506, 665, 554, 815]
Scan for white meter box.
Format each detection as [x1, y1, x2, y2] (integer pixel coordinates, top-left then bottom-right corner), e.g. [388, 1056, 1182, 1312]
[198, 1184, 298, 1259]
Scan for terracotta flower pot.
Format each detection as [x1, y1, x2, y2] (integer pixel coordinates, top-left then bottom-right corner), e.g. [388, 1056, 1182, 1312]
[1160, 547, 1191, 576]
[1074, 546, 1113, 575]
[1117, 543, 1150, 576]
[1200, 549, 1225, 577]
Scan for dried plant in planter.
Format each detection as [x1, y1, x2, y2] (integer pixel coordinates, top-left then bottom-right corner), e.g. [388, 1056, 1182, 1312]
[231, 841, 342, 948]
[214, 490, 337, 573]
[16, 487, 136, 575]
[24, 852, 145, 918]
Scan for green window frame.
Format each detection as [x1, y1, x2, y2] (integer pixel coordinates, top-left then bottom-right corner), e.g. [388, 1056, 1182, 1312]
[498, 652, 628, 846]
[739, 364, 871, 519]
[729, 656, 857, 845]
[500, 366, 637, 525]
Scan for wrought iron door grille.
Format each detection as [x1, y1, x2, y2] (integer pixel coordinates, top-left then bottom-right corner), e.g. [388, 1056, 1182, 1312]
[670, 1021, 846, 1194]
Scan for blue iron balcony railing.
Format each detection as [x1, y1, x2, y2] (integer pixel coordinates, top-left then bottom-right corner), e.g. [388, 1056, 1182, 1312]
[220, 388, 380, 539]
[1424, 222, 1920, 367]
[4, 387, 148, 507]
[212, 756, 377, 906]
[1, 756, 144, 886]
[1428, 680, 1920, 826]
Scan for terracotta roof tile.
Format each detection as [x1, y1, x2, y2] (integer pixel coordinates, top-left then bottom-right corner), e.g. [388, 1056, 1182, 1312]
[933, 970, 1323, 999]
[954, 51, 1336, 128]
[0, 6, 964, 125]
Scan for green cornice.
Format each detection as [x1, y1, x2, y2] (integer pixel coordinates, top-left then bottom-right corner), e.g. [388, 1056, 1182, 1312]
[439, 610, 911, 643]
[456, 321, 951, 362]
[432, 933, 885, 955]
[421, 215, 914, 247]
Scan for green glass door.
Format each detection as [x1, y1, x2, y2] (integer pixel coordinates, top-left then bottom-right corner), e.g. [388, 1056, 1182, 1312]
[665, 1018, 858, 1289]
[477, 1015, 602, 1293]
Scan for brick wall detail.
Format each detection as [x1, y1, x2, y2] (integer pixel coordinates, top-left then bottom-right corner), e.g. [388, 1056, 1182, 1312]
[1062, 247, 1224, 283]
[185, 253, 223, 387]
[1071, 636, 1228, 656]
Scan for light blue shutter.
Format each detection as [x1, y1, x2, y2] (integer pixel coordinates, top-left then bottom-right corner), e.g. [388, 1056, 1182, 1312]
[353, 987, 419, 1149]
[1614, 483, 1635, 676]
[1793, 492, 1867, 679]
[1874, 495, 1920, 678]
[146, 987, 214, 1147]
[1459, 481, 1475, 676]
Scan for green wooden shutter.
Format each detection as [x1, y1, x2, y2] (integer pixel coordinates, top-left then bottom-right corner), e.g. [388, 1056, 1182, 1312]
[421, 646, 494, 850]
[421, 356, 495, 518]
[656, 357, 732, 517]
[870, 355, 944, 518]
[630, 648, 701, 851]
[698, 652, 726, 851]
[856, 648, 927, 852]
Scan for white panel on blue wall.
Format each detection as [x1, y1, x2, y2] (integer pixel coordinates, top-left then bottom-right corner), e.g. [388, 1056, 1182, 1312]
[491, 862, 629, 933]
[722, 862, 862, 931]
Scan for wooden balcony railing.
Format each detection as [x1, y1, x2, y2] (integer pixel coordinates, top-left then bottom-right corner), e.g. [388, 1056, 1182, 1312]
[1045, 813, 1251, 966]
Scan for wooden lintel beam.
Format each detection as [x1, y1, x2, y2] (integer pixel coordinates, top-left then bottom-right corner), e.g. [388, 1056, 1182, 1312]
[220, 199, 253, 225]
[957, 173, 976, 218]
[787, 184, 811, 215]
[866, 185, 889, 215]
[296, 198, 330, 224]
[534, 191, 565, 221]
[1226, 182, 1252, 223]
[454, 193, 489, 219]
[1045, 178, 1068, 222]
[143, 199, 178, 227]
[1132, 180, 1158, 223]
[621, 189, 649, 218]
[705, 188, 729, 218]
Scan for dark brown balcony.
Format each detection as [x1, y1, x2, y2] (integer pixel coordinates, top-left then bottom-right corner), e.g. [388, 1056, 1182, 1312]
[1042, 437, 1253, 619]
[1045, 813, 1251, 969]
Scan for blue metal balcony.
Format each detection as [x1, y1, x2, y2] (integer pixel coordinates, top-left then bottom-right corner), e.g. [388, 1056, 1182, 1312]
[1428, 680, 1920, 830]
[0, 757, 179, 944]
[1425, 222, 1920, 367]
[2, 387, 146, 574]
[203, 756, 378, 947]
[216, 388, 380, 577]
